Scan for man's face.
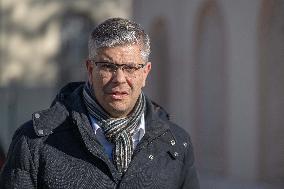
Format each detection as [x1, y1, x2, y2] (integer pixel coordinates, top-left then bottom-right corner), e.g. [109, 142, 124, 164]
[86, 44, 151, 118]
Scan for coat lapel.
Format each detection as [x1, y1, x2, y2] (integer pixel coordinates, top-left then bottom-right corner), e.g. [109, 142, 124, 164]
[66, 85, 122, 182]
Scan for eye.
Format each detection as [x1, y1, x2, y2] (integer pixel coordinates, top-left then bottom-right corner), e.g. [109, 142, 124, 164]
[100, 63, 116, 71]
[123, 64, 138, 73]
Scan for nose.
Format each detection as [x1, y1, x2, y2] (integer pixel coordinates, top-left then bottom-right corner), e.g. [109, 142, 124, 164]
[112, 68, 127, 83]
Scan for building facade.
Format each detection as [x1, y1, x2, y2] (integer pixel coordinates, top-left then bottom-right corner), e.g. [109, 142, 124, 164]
[133, 0, 284, 188]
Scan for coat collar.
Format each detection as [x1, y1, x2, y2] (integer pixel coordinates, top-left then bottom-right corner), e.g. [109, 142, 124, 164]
[32, 102, 69, 136]
[142, 97, 171, 142]
[32, 82, 173, 141]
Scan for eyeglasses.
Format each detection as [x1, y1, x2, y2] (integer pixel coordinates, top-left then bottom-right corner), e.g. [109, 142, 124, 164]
[91, 61, 146, 77]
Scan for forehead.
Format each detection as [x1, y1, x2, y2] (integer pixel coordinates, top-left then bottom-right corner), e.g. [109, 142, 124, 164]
[96, 44, 143, 63]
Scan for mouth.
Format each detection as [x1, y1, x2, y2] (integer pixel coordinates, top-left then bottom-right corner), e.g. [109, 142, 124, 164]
[107, 91, 129, 100]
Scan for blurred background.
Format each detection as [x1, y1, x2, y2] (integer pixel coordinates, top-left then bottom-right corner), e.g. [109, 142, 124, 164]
[1, 0, 284, 188]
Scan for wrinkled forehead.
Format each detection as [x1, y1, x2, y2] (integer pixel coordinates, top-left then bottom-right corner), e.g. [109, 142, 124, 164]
[95, 44, 144, 63]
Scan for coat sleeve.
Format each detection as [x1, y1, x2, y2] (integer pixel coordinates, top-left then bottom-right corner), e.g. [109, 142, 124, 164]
[0, 122, 37, 189]
[180, 138, 200, 189]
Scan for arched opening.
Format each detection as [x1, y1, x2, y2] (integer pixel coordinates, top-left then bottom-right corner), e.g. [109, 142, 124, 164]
[258, 0, 284, 182]
[145, 17, 170, 109]
[194, 0, 227, 176]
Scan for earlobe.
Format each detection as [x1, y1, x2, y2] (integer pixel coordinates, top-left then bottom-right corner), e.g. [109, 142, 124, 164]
[145, 62, 151, 74]
[142, 62, 151, 87]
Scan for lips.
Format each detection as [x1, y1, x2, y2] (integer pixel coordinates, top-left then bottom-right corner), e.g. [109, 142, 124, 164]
[107, 91, 129, 100]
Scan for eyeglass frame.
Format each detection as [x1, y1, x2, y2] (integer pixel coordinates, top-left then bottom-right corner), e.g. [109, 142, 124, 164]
[88, 60, 147, 76]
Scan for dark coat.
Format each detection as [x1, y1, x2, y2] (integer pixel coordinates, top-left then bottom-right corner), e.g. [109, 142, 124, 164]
[0, 82, 199, 189]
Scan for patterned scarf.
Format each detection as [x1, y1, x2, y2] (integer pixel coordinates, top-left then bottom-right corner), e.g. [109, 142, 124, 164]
[82, 83, 146, 174]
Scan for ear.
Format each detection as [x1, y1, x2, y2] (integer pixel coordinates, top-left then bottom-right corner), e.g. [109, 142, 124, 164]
[86, 59, 94, 83]
[142, 62, 151, 87]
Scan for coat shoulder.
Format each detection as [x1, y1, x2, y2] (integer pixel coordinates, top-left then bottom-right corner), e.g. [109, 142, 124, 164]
[167, 121, 193, 152]
[12, 120, 37, 142]
[150, 100, 193, 148]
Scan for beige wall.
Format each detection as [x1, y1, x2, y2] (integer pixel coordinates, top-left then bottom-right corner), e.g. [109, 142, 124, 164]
[133, 0, 284, 187]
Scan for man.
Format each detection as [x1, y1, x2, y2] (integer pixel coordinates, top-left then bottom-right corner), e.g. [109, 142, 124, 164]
[0, 18, 199, 188]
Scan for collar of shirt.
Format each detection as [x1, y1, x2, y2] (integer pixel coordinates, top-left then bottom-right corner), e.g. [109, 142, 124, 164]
[89, 114, 145, 160]
[90, 113, 145, 145]
[90, 113, 145, 141]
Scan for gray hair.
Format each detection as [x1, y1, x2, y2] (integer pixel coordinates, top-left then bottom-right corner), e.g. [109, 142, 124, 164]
[88, 18, 150, 62]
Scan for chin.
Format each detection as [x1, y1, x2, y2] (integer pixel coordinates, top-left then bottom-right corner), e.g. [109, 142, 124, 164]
[106, 102, 130, 117]
[101, 96, 136, 117]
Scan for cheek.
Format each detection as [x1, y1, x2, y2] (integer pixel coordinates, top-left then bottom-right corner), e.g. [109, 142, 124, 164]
[126, 78, 134, 88]
[92, 74, 108, 87]
[138, 74, 146, 87]
[141, 76, 146, 87]
[129, 78, 144, 92]
[101, 77, 111, 86]
[90, 76, 104, 95]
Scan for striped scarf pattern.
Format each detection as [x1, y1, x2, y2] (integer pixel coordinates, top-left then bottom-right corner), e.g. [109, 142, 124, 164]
[82, 83, 146, 174]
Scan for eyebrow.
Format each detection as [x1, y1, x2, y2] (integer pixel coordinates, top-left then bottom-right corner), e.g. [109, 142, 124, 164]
[96, 53, 136, 65]
[96, 61, 137, 65]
